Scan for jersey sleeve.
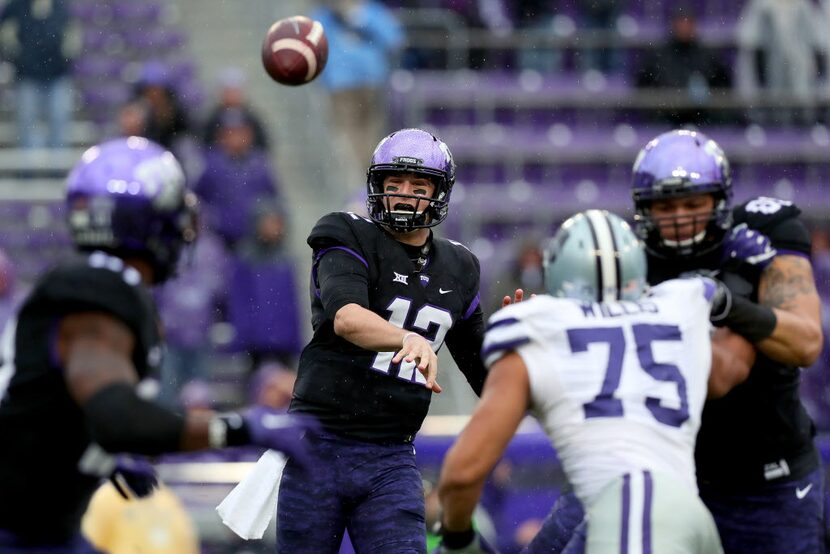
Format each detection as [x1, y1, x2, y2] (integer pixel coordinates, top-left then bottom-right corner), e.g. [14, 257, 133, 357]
[481, 298, 560, 368]
[315, 247, 371, 319]
[733, 197, 811, 257]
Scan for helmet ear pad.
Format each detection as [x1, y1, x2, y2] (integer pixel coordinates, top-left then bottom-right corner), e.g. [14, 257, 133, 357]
[366, 128, 455, 232]
[65, 137, 196, 283]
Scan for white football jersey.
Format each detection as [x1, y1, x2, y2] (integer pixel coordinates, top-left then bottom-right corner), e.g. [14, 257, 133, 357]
[483, 277, 716, 507]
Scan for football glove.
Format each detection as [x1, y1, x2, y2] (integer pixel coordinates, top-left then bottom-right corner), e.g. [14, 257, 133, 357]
[721, 223, 776, 270]
[109, 455, 159, 500]
[210, 406, 320, 470]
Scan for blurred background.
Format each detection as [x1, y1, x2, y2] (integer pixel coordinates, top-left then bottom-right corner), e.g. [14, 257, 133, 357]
[2, 0, 830, 551]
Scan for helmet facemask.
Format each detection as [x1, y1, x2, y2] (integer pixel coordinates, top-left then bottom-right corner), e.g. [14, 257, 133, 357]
[367, 169, 450, 233]
[630, 130, 733, 260]
[365, 128, 455, 233]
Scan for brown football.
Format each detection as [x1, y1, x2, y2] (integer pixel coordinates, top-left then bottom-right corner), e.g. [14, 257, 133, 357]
[261, 15, 328, 86]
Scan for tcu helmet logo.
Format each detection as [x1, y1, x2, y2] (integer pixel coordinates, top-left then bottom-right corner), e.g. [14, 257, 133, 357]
[745, 196, 792, 215]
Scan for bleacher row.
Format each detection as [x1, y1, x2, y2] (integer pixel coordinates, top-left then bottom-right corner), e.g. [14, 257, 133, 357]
[71, 0, 203, 127]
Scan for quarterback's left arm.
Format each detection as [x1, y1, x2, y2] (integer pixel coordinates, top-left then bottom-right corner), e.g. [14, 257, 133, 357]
[438, 351, 530, 532]
[757, 254, 823, 367]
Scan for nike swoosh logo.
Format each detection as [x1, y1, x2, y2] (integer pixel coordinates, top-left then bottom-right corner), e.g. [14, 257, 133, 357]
[438, 288, 452, 294]
[796, 483, 813, 499]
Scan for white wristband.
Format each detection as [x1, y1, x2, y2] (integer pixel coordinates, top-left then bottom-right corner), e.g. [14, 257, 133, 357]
[402, 332, 418, 347]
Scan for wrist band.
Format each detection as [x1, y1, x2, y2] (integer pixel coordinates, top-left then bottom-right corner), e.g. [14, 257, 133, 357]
[720, 295, 778, 343]
[441, 527, 475, 549]
[209, 413, 250, 448]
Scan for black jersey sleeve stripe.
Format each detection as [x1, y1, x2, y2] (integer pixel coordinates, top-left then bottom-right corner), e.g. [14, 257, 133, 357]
[314, 245, 369, 269]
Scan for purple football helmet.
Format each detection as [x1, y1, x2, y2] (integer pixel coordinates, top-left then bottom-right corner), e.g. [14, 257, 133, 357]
[631, 129, 732, 259]
[366, 128, 455, 232]
[66, 137, 197, 283]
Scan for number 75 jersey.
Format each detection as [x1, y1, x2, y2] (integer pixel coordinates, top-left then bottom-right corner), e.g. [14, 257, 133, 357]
[483, 277, 716, 505]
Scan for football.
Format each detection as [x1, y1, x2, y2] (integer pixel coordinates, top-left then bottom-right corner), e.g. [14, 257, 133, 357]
[261, 15, 328, 86]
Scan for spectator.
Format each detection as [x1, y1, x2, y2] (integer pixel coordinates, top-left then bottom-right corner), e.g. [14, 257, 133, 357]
[635, 6, 732, 126]
[511, 0, 561, 73]
[193, 107, 282, 250]
[203, 67, 270, 149]
[576, 0, 621, 74]
[0, 0, 79, 149]
[736, 0, 825, 124]
[488, 238, 543, 315]
[249, 361, 296, 411]
[116, 99, 150, 138]
[312, 0, 404, 196]
[132, 61, 192, 151]
[237, 202, 289, 264]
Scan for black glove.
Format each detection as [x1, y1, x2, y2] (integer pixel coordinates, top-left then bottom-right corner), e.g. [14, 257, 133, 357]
[708, 272, 776, 343]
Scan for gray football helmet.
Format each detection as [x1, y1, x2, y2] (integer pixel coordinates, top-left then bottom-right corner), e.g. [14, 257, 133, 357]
[543, 210, 648, 303]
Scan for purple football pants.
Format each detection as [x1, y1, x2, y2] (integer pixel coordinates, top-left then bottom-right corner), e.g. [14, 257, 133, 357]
[276, 430, 426, 553]
[523, 490, 586, 554]
[700, 467, 825, 554]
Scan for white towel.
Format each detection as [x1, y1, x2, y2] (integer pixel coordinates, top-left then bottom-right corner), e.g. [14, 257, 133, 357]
[216, 449, 286, 540]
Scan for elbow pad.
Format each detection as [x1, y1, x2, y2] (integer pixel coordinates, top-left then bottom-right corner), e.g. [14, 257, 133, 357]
[83, 383, 185, 456]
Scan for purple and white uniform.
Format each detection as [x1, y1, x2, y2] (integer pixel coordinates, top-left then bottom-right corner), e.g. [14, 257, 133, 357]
[485, 278, 722, 553]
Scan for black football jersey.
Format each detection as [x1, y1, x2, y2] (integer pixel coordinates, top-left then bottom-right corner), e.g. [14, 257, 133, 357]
[0, 252, 161, 542]
[291, 212, 486, 443]
[648, 197, 818, 486]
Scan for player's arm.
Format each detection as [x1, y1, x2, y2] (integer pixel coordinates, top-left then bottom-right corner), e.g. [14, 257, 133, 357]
[318, 248, 441, 391]
[61, 311, 193, 454]
[438, 351, 530, 532]
[445, 300, 487, 396]
[708, 327, 756, 398]
[756, 254, 823, 367]
[62, 312, 314, 457]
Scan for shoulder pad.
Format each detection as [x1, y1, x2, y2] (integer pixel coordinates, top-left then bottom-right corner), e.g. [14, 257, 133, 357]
[307, 211, 375, 252]
[733, 196, 801, 233]
[436, 237, 479, 268]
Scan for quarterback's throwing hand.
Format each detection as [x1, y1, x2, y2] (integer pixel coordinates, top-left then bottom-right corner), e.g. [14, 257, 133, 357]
[393, 332, 442, 393]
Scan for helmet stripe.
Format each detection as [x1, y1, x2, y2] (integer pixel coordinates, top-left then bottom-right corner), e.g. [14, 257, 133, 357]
[583, 211, 603, 303]
[585, 210, 620, 303]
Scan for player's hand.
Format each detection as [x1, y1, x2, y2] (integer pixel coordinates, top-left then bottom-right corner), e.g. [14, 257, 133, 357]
[243, 407, 320, 470]
[708, 277, 733, 324]
[109, 455, 159, 500]
[433, 530, 496, 554]
[393, 332, 442, 393]
[721, 223, 776, 270]
[502, 288, 536, 308]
